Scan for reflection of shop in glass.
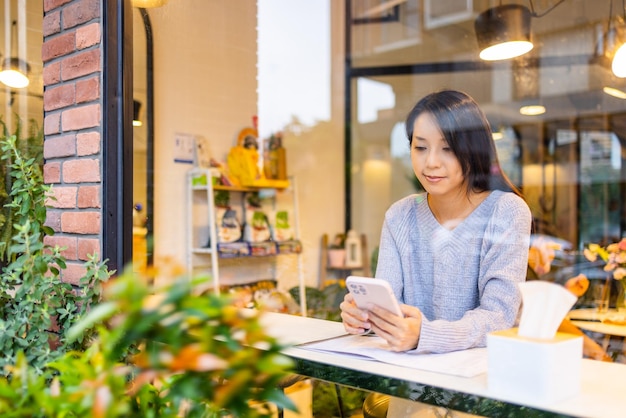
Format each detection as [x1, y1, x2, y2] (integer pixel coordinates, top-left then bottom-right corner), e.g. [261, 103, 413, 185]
[580, 131, 621, 182]
[579, 130, 622, 244]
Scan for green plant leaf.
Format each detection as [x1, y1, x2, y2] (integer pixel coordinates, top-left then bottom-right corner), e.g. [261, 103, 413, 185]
[66, 302, 117, 343]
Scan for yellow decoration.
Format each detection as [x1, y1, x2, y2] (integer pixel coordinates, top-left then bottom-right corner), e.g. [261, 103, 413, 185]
[226, 127, 264, 186]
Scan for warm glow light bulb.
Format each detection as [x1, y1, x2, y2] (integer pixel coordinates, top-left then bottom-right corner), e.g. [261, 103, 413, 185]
[612, 43, 626, 77]
[603, 86, 626, 99]
[479, 41, 533, 61]
[0, 69, 29, 89]
[519, 105, 546, 116]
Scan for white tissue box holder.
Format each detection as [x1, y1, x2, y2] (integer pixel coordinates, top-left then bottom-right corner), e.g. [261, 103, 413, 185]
[487, 328, 582, 404]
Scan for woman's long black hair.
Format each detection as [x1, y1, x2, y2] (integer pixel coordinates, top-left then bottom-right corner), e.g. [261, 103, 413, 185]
[405, 89, 522, 197]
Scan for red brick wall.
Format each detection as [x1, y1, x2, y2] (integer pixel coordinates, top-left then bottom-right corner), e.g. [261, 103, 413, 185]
[42, 0, 103, 286]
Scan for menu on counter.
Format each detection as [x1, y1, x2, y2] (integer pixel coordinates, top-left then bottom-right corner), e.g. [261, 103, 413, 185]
[299, 334, 487, 378]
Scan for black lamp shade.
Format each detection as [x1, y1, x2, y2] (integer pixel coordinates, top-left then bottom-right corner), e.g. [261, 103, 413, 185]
[2, 57, 30, 74]
[475, 4, 532, 60]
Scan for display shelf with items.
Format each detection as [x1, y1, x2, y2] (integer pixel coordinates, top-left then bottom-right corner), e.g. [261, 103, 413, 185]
[186, 167, 306, 314]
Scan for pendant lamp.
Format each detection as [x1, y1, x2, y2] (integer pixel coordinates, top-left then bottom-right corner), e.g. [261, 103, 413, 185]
[0, 21, 30, 89]
[475, 4, 534, 61]
[612, 43, 626, 77]
[610, 0, 626, 77]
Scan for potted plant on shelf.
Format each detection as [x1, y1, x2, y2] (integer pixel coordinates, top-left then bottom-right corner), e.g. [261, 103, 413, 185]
[327, 233, 346, 268]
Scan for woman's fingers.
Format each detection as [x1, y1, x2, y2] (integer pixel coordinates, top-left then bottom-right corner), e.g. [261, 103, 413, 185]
[367, 304, 422, 351]
[340, 293, 371, 334]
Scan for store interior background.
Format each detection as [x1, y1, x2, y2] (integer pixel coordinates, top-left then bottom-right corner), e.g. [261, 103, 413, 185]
[133, 0, 625, 293]
[1, 0, 624, 295]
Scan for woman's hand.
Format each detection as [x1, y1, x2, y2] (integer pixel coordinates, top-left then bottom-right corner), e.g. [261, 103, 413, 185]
[340, 293, 372, 334]
[366, 304, 423, 352]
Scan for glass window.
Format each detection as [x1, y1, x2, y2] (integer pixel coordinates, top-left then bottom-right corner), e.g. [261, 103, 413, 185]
[349, 0, 626, 261]
[131, 1, 626, 293]
[0, 1, 42, 132]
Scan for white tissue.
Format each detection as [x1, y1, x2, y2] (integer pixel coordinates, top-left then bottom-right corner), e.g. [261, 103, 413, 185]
[517, 281, 577, 339]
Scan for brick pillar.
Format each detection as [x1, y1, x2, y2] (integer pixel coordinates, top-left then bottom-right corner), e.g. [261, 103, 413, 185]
[42, 0, 103, 285]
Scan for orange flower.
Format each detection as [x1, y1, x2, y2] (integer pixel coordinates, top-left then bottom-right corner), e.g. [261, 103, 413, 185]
[585, 239, 626, 281]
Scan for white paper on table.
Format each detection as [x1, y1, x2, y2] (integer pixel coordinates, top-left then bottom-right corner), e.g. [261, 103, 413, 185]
[299, 334, 487, 378]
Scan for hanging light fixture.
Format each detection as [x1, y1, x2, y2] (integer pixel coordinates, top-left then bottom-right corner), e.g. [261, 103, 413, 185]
[475, 1, 566, 61]
[612, 45, 626, 76]
[475, 4, 534, 61]
[609, 0, 626, 77]
[0, 20, 30, 89]
[589, 0, 626, 78]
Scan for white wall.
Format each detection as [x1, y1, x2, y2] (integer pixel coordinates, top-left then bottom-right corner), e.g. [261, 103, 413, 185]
[146, 0, 346, 291]
[149, 1, 258, 281]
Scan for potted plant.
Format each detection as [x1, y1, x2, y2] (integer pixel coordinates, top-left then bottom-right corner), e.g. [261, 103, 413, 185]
[327, 233, 346, 268]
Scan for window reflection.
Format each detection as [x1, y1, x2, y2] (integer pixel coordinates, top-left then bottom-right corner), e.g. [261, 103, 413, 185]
[349, 1, 626, 260]
[0, 1, 42, 130]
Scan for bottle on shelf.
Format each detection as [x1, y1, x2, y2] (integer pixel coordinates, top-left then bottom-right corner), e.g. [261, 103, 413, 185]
[264, 132, 287, 180]
[344, 230, 362, 268]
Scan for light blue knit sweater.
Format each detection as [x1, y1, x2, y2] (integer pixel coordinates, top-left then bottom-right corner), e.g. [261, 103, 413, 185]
[375, 190, 532, 354]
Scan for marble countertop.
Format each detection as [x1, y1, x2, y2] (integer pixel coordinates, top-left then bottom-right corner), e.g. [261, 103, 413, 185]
[260, 311, 626, 418]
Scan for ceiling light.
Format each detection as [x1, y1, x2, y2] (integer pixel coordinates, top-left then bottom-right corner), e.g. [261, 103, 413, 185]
[0, 21, 30, 89]
[519, 105, 546, 116]
[475, 4, 534, 61]
[603, 86, 626, 98]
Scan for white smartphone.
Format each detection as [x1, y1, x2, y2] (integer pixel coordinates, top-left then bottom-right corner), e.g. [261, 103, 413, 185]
[345, 276, 403, 317]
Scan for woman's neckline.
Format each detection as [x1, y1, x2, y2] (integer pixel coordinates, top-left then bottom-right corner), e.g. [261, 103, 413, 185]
[427, 190, 492, 230]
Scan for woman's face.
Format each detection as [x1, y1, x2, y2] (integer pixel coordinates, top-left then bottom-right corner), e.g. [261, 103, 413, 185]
[410, 112, 465, 198]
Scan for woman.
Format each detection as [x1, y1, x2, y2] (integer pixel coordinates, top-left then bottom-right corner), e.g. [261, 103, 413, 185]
[340, 90, 532, 354]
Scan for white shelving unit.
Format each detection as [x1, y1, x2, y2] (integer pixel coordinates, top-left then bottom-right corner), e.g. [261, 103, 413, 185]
[186, 167, 307, 315]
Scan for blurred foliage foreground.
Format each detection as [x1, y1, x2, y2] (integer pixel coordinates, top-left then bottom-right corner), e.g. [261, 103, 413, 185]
[1, 267, 297, 418]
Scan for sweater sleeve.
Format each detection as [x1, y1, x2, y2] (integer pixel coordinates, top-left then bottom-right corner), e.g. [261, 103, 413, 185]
[415, 195, 531, 354]
[375, 217, 404, 298]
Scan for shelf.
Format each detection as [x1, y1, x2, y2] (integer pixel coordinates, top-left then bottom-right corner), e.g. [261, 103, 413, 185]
[186, 167, 306, 315]
[327, 266, 363, 271]
[191, 247, 214, 254]
[190, 169, 289, 191]
[216, 240, 302, 258]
